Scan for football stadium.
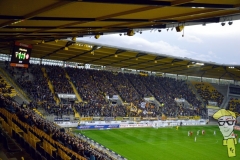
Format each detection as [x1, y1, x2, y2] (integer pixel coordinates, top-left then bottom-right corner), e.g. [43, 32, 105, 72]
[0, 0, 240, 160]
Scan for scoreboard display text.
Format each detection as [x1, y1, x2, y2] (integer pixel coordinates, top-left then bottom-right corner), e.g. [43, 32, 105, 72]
[10, 42, 32, 68]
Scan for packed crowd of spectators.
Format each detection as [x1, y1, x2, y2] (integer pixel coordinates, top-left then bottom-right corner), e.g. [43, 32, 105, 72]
[66, 68, 206, 118]
[5, 64, 73, 116]
[105, 71, 141, 106]
[0, 63, 217, 159]
[126, 73, 152, 98]
[161, 77, 202, 108]
[90, 70, 118, 97]
[3, 62, 208, 118]
[0, 76, 13, 94]
[138, 76, 205, 117]
[46, 65, 74, 94]
[5, 65, 32, 95]
[0, 93, 113, 160]
[53, 65, 208, 117]
[65, 68, 108, 107]
[30, 65, 56, 103]
[139, 75, 171, 105]
[74, 102, 127, 117]
[194, 82, 224, 106]
[5, 64, 55, 103]
[227, 97, 240, 113]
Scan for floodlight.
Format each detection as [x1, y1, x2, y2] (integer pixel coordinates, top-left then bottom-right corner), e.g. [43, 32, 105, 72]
[94, 35, 100, 39]
[72, 37, 77, 41]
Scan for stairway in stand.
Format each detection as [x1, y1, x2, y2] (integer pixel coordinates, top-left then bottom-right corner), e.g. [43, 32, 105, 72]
[0, 68, 30, 103]
[72, 107, 81, 120]
[0, 76, 17, 98]
[41, 67, 60, 105]
[64, 70, 82, 120]
[64, 70, 83, 103]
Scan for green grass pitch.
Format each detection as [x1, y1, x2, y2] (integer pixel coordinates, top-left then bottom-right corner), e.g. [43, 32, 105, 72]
[74, 125, 240, 160]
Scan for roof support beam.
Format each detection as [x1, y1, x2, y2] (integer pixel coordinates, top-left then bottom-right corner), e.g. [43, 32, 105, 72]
[180, 10, 240, 23]
[64, 45, 99, 61]
[236, 67, 240, 71]
[169, 64, 214, 74]
[212, 65, 220, 69]
[105, 52, 147, 66]
[227, 72, 240, 79]
[171, 0, 194, 6]
[136, 53, 147, 58]
[81, 0, 235, 9]
[81, 0, 171, 6]
[0, 1, 71, 28]
[219, 72, 227, 79]
[149, 64, 187, 72]
[86, 49, 126, 64]
[129, 9, 240, 30]
[201, 71, 206, 77]
[155, 56, 166, 60]
[178, 3, 234, 9]
[41, 41, 75, 59]
[115, 49, 126, 55]
[122, 56, 166, 68]
[122, 60, 153, 68]
[12, 5, 162, 37]
[227, 72, 235, 80]
[172, 59, 183, 63]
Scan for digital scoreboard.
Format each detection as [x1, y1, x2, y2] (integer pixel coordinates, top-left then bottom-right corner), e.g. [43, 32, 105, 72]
[10, 42, 32, 68]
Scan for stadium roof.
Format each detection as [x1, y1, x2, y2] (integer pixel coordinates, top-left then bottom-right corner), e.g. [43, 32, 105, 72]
[0, 0, 240, 80]
[0, 0, 240, 41]
[2, 39, 240, 81]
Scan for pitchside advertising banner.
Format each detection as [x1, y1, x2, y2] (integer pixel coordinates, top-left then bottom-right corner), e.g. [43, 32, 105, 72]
[56, 119, 208, 128]
[77, 124, 120, 129]
[120, 123, 151, 128]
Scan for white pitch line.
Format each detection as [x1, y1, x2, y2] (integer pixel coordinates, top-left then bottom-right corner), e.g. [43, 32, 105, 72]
[149, 139, 219, 145]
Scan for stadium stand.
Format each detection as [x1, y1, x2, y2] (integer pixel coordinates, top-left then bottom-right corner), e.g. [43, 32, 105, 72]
[5, 64, 53, 103]
[105, 71, 141, 106]
[138, 75, 205, 117]
[126, 73, 152, 98]
[1, 1, 240, 159]
[227, 98, 240, 116]
[66, 68, 107, 104]
[66, 68, 108, 117]
[0, 75, 15, 97]
[46, 65, 74, 94]
[192, 82, 224, 107]
[0, 62, 238, 159]
[2, 61, 211, 119]
[4, 64, 76, 117]
[0, 92, 114, 160]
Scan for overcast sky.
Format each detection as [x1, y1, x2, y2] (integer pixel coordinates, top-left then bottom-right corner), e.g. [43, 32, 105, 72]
[80, 20, 240, 65]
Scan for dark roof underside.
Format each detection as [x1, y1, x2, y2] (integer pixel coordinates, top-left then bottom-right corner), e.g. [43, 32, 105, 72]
[0, 0, 239, 80]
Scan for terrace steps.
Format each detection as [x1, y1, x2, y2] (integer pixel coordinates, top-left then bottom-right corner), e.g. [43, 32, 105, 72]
[41, 67, 60, 105]
[73, 107, 81, 120]
[64, 70, 83, 103]
[0, 68, 30, 103]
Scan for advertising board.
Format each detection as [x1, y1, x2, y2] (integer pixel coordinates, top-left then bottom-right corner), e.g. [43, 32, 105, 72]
[77, 124, 119, 129]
